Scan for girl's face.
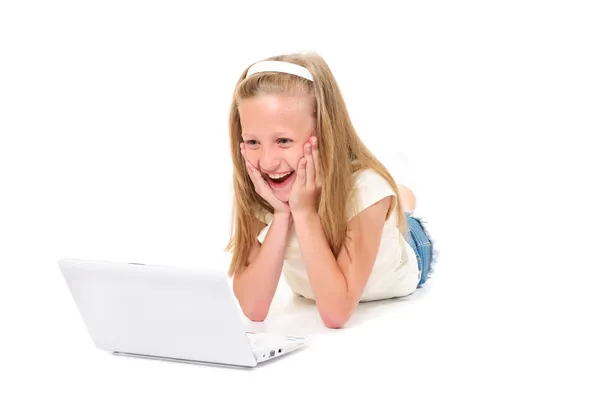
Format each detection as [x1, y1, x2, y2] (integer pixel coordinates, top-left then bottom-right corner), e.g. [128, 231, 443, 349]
[238, 93, 316, 203]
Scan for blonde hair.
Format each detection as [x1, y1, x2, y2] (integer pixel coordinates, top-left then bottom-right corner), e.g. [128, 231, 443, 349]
[225, 52, 408, 277]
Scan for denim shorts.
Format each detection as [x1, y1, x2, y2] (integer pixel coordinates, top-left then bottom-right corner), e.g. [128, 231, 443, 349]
[404, 212, 438, 288]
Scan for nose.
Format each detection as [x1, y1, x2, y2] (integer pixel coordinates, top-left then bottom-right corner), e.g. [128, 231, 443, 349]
[259, 147, 281, 172]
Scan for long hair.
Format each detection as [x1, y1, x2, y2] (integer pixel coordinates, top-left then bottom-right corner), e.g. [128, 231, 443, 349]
[226, 52, 408, 277]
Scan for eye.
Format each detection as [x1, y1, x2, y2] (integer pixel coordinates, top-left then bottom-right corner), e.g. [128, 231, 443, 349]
[277, 138, 292, 145]
[245, 139, 259, 147]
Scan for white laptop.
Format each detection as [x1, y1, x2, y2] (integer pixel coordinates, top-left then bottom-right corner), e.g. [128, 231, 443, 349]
[58, 258, 308, 368]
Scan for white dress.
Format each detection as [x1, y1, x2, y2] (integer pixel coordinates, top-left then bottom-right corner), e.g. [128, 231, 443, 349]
[256, 167, 421, 302]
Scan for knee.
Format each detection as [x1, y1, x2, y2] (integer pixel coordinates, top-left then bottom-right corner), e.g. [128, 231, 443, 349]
[397, 184, 416, 212]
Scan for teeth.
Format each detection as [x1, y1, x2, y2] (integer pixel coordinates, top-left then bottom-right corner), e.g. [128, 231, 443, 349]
[268, 171, 292, 179]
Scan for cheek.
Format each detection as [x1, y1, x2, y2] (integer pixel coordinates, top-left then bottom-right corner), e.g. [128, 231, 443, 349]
[288, 147, 305, 169]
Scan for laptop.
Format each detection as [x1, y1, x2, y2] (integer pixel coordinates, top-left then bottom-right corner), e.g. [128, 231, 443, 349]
[58, 258, 308, 368]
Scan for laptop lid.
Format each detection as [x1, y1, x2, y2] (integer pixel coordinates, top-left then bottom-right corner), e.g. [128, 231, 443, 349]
[58, 258, 257, 367]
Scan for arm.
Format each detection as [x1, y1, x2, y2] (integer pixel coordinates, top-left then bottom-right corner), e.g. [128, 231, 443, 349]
[232, 212, 293, 322]
[293, 196, 392, 328]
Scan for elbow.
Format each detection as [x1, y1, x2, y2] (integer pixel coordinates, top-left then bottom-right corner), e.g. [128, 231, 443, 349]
[240, 301, 271, 322]
[233, 283, 271, 322]
[318, 304, 353, 329]
[322, 317, 347, 329]
[321, 312, 350, 329]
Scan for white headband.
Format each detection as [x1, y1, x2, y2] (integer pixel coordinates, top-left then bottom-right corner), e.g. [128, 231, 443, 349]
[246, 60, 314, 81]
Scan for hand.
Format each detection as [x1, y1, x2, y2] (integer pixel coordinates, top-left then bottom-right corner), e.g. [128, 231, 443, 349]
[289, 136, 321, 217]
[241, 143, 290, 214]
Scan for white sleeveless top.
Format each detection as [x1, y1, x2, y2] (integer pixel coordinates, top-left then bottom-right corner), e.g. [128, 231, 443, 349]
[256, 168, 420, 302]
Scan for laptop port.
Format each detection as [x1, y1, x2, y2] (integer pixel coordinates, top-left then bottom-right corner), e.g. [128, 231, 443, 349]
[278, 349, 282, 353]
[269, 350, 275, 357]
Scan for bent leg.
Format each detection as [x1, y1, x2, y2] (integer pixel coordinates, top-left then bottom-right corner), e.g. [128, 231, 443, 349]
[397, 184, 416, 213]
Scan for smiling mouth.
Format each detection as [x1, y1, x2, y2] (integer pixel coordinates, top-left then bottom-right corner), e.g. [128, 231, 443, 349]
[263, 171, 294, 184]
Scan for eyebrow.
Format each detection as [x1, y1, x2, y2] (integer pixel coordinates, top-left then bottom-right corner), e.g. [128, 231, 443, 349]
[242, 131, 293, 139]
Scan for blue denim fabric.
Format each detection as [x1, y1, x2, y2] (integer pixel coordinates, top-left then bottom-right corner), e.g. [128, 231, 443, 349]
[404, 212, 438, 288]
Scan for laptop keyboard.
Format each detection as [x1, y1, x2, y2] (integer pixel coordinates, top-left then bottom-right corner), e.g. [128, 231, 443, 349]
[246, 332, 304, 348]
[246, 332, 269, 348]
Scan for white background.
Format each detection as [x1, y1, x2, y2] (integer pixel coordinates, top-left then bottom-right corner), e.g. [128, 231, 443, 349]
[1, 0, 599, 396]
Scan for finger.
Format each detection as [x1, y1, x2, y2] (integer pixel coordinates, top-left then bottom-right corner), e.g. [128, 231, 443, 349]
[241, 146, 261, 185]
[246, 160, 259, 178]
[244, 158, 258, 185]
[310, 137, 321, 186]
[240, 143, 249, 164]
[241, 144, 258, 175]
[240, 144, 251, 172]
[304, 142, 314, 188]
[248, 162, 265, 188]
[296, 158, 307, 185]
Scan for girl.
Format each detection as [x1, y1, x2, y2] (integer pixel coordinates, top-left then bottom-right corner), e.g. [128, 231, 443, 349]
[225, 52, 437, 329]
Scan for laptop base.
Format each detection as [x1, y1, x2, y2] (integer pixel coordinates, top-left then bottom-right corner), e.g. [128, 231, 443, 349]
[112, 351, 258, 369]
